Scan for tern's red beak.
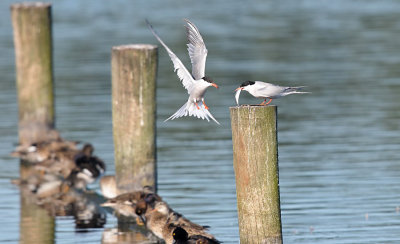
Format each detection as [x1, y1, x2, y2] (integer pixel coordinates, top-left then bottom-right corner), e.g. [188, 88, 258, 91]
[211, 83, 219, 89]
[235, 87, 243, 92]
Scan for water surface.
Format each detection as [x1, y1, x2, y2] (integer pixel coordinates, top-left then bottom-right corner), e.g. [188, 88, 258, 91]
[1, 0, 400, 243]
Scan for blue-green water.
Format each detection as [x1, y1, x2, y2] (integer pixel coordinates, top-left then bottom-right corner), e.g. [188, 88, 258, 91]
[1, 0, 400, 243]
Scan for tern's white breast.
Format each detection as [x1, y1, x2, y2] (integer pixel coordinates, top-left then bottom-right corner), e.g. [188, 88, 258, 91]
[189, 79, 210, 101]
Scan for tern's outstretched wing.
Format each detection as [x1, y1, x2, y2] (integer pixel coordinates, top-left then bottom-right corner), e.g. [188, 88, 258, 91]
[184, 19, 208, 80]
[146, 20, 195, 94]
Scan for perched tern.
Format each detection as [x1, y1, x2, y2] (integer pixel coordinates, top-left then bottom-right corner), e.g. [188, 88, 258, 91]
[235, 81, 309, 105]
[146, 19, 220, 124]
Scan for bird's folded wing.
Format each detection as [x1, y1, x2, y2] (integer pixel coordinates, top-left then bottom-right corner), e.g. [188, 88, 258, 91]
[184, 19, 208, 80]
[146, 20, 195, 94]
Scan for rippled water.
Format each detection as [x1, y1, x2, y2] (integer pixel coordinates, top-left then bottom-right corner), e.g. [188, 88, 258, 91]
[1, 0, 400, 243]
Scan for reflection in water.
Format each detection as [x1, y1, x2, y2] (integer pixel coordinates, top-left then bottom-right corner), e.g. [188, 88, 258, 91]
[102, 226, 158, 244]
[17, 169, 107, 243]
[18, 174, 107, 229]
[20, 192, 55, 244]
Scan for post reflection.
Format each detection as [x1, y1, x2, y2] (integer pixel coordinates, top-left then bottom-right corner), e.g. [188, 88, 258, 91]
[20, 190, 55, 244]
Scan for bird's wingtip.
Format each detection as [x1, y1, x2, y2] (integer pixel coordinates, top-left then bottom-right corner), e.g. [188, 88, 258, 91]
[145, 18, 152, 28]
[183, 18, 191, 24]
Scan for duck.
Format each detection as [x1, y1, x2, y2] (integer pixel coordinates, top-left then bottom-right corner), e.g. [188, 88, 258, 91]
[172, 226, 221, 244]
[16, 143, 105, 199]
[11, 133, 79, 163]
[102, 187, 161, 220]
[102, 191, 146, 217]
[143, 201, 173, 241]
[31, 143, 105, 190]
[142, 201, 218, 244]
[166, 209, 210, 234]
[14, 170, 61, 195]
[100, 175, 118, 199]
[73, 144, 105, 186]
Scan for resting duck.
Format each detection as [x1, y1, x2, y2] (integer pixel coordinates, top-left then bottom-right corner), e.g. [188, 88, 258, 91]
[143, 201, 172, 241]
[102, 187, 161, 220]
[11, 133, 79, 163]
[73, 144, 105, 186]
[100, 175, 118, 199]
[142, 201, 218, 244]
[33, 144, 105, 190]
[172, 226, 221, 244]
[15, 144, 105, 199]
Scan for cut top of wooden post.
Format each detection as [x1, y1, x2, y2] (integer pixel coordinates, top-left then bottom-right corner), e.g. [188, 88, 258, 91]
[11, 2, 51, 9]
[112, 44, 157, 51]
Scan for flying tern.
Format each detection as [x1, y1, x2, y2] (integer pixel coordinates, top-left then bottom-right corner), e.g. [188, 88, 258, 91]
[146, 19, 220, 124]
[235, 81, 309, 106]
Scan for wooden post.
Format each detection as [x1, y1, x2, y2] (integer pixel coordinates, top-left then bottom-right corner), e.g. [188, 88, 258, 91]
[230, 105, 282, 244]
[112, 44, 157, 193]
[11, 5, 56, 241]
[11, 2, 56, 146]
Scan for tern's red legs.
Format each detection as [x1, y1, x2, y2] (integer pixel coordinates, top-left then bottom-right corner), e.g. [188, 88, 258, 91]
[202, 101, 209, 110]
[199, 99, 209, 110]
[194, 102, 209, 110]
[259, 98, 272, 106]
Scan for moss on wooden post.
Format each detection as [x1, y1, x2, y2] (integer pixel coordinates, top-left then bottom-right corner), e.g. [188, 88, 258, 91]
[11, 2, 56, 145]
[111, 44, 157, 193]
[230, 105, 282, 244]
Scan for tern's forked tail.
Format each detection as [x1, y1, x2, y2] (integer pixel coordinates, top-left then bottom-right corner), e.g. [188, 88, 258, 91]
[165, 101, 220, 125]
[283, 86, 310, 95]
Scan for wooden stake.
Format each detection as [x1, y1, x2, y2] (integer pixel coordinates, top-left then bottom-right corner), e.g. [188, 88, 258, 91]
[112, 44, 157, 193]
[11, 3, 56, 145]
[230, 105, 282, 244]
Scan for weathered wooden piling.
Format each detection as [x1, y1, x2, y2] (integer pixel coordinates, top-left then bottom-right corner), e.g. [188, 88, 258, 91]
[11, 3, 56, 145]
[11, 4, 56, 241]
[230, 105, 282, 244]
[112, 44, 157, 193]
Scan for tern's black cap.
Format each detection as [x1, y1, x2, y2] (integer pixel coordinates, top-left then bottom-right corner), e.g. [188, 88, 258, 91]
[202, 76, 214, 83]
[240, 80, 255, 87]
